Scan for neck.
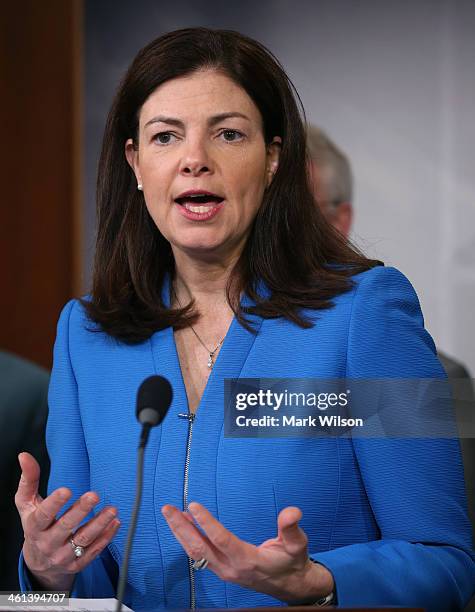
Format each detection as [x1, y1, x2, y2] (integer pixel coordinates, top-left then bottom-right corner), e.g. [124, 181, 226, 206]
[172, 249, 239, 305]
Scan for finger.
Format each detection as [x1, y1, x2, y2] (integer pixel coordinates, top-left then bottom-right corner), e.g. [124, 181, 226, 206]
[182, 511, 195, 525]
[48, 492, 100, 546]
[25, 488, 72, 534]
[82, 518, 121, 563]
[187, 502, 253, 559]
[56, 518, 121, 571]
[69, 506, 118, 548]
[16, 453, 42, 511]
[277, 506, 308, 556]
[162, 505, 223, 567]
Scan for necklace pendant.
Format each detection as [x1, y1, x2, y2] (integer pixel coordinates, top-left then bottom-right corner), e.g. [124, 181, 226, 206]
[207, 354, 213, 369]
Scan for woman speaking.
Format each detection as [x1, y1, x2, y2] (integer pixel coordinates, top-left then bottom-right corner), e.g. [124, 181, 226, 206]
[15, 28, 474, 611]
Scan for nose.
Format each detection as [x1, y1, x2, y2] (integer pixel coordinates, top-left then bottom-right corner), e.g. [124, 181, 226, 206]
[179, 137, 213, 177]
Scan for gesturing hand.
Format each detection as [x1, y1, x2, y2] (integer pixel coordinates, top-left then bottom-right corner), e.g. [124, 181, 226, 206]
[15, 452, 121, 591]
[162, 502, 334, 604]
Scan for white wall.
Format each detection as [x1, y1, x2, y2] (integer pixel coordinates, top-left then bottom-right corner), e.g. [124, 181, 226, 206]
[85, 0, 475, 372]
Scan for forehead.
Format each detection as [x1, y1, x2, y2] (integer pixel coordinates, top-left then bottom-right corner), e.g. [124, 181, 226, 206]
[139, 69, 262, 127]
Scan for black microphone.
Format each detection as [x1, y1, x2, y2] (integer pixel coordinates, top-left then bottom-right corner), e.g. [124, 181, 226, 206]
[116, 376, 173, 612]
[136, 375, 173, 446]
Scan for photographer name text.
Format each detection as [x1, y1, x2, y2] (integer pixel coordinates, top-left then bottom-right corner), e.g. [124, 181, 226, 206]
[235, 414, 364, 428]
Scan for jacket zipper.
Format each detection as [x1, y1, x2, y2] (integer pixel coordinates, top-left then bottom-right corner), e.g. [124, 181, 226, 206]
[178, 411, 196, 610]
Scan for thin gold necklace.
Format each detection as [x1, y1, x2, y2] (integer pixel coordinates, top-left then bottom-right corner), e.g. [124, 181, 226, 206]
[173, 288, 224, 370]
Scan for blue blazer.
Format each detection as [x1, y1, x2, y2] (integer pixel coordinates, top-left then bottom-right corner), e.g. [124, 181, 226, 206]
[20, 266, 475, 611]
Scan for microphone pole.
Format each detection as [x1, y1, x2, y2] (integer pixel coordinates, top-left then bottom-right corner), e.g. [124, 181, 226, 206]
[115, 376, 173, 612]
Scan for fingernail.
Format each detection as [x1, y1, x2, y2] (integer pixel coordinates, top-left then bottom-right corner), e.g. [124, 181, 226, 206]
[188, 502, 199, 516]
[113, 519, 121, 528]
[162, 506, 171, 518]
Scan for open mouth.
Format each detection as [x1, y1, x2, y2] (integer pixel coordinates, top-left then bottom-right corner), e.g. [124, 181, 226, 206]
[174, 192, 224, 213]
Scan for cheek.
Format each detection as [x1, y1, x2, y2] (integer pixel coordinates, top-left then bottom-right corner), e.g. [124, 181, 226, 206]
[141, 185, 171, 231]
[141, 161, 174, 215]
[140, 151, 174, 184]
[232, 156, 268, 201]
[243, 170, 268, 209]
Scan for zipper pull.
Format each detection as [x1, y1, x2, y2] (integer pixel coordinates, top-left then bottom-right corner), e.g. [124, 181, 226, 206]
[178, 412, 195, 422]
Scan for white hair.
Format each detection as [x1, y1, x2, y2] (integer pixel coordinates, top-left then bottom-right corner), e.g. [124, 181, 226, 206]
[306, 124, 353, 205]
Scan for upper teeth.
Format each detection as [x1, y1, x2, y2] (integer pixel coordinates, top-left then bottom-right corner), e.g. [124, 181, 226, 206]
[184, 203, 214, 213]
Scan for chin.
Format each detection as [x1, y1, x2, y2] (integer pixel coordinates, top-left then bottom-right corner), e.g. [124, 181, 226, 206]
[176, 240, 223, 255]
[176, 239, 240, 263]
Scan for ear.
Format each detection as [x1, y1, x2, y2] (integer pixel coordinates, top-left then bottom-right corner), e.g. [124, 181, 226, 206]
[266, 136, 281, 187]
[333, 202, 353, 239]
[125, 138, 142, 188]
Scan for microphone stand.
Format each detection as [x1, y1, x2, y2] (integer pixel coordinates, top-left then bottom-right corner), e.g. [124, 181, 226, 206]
[115, 424, 151, 612]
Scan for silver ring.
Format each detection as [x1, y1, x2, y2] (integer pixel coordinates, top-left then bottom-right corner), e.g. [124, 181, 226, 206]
[192, 557, 208, 571]
[70, 537, 85, 558]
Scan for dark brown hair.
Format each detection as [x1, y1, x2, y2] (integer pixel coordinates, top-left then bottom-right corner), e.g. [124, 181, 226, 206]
[84, 27, 381, 342]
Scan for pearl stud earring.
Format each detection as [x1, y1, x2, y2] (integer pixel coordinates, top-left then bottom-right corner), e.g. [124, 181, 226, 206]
[137, 183, 143, 191]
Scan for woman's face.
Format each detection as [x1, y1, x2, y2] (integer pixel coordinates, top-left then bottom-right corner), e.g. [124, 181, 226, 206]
[126, 69, 280, 266]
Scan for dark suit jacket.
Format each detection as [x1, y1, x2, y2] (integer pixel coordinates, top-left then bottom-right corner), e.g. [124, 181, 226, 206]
[438, 350, 475, 612]
[437, 351, 475, 528]
[0, 350, 50, 591]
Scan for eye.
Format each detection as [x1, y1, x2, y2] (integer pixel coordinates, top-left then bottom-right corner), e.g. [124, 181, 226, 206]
[220, 129, 245, 142]
[152, 131, 177, 145]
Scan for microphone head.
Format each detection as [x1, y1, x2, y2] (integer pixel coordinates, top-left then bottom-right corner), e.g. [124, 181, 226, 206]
[136, 375, 173, 427]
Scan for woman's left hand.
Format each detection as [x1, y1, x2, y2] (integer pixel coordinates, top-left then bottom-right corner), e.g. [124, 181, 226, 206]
[161, 502, 334, 603]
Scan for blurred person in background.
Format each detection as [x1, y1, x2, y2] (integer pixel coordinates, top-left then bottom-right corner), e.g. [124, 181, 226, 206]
[0, 350, 49, 591]
[306, 125, 353, 239]
[306, 122, 475, 536]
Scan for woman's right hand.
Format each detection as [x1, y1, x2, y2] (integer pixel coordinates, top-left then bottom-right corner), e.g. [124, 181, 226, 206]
[15, 452, 121, 591]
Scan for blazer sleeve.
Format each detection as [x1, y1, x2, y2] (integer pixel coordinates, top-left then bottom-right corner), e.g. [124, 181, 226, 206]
[311, 266, 475, 611]
[19, 300, 117, 597]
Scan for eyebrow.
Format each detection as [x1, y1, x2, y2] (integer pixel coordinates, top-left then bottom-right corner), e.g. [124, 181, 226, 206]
[144, 112, 251, 129]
